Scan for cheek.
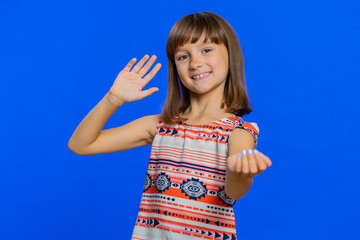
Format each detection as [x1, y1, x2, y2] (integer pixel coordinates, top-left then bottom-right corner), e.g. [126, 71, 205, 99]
[215, 60, 229, 76]
[175, 64, 187, 77]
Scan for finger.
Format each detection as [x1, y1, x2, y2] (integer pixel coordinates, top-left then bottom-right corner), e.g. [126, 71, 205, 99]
[235, 153, 242, 173]
[124, 58, 137, 72]
[255, 153, 267, 173]
[262, 156, 272, 167]
[264, 156, 272, 167]
[254, 150, 267, 173]
[143, 63, 162, 83]
[131, 55, 150, 73]
[246, 149, 258, 176]
[255, 150, 272, 167]
[138, 87, 159, 99]
[241, 149, 249, 176]
[138, 55, 157, 78]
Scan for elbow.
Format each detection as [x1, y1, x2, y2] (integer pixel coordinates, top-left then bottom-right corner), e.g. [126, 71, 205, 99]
[225, 177, 253, 200]
[226, 190, 247, 200]
[68, 140, 86, 155]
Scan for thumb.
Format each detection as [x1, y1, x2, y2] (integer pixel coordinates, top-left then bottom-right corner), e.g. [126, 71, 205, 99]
[139, 87, 159, 99]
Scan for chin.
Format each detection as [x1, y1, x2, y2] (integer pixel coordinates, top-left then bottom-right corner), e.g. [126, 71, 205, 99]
[190, 88, 212, 95]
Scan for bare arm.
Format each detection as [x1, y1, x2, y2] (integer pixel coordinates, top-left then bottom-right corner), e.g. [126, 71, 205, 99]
[68, 55, 161, 155]
[225, 128, 272, 199]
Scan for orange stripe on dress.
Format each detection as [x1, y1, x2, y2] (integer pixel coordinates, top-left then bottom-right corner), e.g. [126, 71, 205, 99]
[149, 151, 227, 167]
[158, 125, 232, 136]
[156, 133, 229, 143]
[144, 187, 234, 208]
[152, 146, 227, 161]
[139, 202, 236, 223]
[241, 122, 259, 135]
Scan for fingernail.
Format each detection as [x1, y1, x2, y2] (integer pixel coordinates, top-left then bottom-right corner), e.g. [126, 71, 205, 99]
[247, 149, 253, 155]
[242, 149, 247, 155]
[254, 149, 259, 155]
[238, 153, 242, 159]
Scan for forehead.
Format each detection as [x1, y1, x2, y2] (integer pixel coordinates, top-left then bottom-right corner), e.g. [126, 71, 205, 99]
[175, 36, 215, 52]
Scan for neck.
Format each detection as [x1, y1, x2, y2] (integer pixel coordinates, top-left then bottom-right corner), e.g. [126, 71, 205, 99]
[183, 88, 229, 119]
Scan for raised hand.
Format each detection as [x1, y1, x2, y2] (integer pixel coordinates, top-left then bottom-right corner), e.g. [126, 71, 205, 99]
[108, 55, 161, 106]
[226, 149, 272, 178]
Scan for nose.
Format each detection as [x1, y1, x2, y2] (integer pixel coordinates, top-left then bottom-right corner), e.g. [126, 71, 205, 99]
[189, 55, 202, 69]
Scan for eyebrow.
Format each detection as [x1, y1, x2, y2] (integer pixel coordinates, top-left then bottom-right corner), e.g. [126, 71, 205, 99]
[175, 42, 215, 53]
[174, 48, 188, 56]
[174, 47, 185, 52]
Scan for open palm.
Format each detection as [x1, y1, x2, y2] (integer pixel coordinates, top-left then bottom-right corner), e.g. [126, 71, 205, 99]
[108, 55, 161, 105]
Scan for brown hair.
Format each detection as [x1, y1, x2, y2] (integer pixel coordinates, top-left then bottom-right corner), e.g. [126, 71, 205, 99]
[160, 12, 252, 124]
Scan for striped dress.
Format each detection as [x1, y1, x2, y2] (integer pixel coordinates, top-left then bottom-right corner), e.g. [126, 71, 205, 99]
[131, 115, 259, 240]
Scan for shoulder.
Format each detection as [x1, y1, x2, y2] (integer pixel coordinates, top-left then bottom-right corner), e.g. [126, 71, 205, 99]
[231, 116, 259, 141]
[228, 117, 259, 155]
[139, 113, 161, 127]
[141, 113, 161, 123]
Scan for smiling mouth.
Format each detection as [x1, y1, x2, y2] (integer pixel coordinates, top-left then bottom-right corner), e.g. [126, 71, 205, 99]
[191, 72, 211, 80]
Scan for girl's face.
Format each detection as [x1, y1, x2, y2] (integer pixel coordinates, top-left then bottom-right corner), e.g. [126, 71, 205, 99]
[174, 34, 229, 96]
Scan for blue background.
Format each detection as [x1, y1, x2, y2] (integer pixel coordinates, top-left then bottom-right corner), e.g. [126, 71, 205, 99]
[1, 0, 359, 239]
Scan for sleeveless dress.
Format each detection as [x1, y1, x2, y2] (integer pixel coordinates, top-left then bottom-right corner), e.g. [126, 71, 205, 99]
[131, 115, 259, 240]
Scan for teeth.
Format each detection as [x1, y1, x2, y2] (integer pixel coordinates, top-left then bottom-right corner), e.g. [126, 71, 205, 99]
[193, 72, 210, 79]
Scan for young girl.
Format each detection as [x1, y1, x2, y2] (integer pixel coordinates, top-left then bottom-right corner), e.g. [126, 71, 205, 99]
[69, 11, 272, 240]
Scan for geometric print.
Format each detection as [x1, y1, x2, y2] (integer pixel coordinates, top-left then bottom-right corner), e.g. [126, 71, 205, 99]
[217, 186, 236, 207]
[132, 115, 259, 239]
[143, 173, 152, 192]
[180, 177, 207, 200]
[155, 172, 171, 193]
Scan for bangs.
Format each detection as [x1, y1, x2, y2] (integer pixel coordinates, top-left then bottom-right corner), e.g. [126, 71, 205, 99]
[166, 13, 228, 59]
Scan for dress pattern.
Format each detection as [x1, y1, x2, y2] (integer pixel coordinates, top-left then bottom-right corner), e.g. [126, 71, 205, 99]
[131, 115, 259, 240]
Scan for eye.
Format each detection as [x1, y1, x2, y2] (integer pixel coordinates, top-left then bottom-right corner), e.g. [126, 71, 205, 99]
[203, 48, 212, 53]
[177, 55, 188, 61]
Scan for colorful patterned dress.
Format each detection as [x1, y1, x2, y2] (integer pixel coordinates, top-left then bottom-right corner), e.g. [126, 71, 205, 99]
[131, 115, 259, 240]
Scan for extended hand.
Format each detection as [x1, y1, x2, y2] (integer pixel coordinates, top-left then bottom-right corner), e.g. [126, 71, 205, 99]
[108, 55, 161, 105]
[226, 149, 272, 178]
